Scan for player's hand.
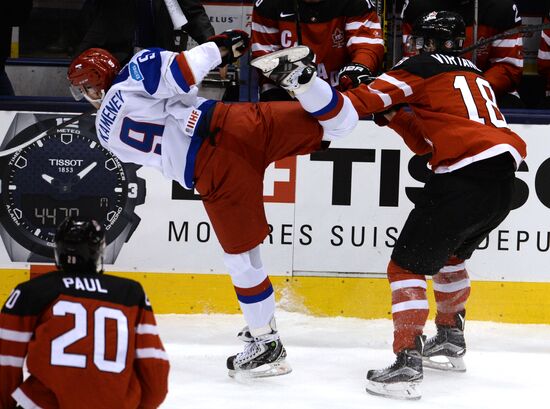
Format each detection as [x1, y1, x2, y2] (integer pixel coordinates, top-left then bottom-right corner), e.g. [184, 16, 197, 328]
[208, 30, 251, 67]
[338, 63, 375, 91]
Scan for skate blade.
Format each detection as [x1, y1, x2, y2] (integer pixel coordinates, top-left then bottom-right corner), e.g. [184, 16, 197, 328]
[228, 360, 292, 379]
[250, 46, 311, 73]
[423, 355, 466, 372]
[366, 380, 421, 401]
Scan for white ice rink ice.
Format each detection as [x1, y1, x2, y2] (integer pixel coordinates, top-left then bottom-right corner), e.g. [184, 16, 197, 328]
[158, 311, 550, 409]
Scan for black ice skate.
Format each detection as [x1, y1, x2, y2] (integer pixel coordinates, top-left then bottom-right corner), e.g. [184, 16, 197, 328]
[423, 311, 467, 372]
[250, 46, 316, 96]
[366, 336, 425, 400]
[227, 321, 291, 378]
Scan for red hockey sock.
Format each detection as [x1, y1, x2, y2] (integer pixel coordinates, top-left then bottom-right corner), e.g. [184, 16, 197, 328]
[387, 260, 429, 353]
[433, 257, 471, 327]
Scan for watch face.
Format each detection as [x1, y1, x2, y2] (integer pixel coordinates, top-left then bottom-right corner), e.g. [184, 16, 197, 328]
[0, 113, 144, 260]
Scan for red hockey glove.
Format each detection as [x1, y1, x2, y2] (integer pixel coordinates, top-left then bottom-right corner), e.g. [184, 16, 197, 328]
[208, 29, 251, 66]
[338, 63, 375, 91]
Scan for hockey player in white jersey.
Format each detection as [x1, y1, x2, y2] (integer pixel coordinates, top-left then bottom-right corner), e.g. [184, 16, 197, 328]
[68, 30, 358, 378]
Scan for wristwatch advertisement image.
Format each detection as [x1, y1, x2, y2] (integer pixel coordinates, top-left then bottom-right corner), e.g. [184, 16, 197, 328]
[0, 112, 145, 264]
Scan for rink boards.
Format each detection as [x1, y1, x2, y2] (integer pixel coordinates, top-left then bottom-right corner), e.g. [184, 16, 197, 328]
[0, 114, 549, 323]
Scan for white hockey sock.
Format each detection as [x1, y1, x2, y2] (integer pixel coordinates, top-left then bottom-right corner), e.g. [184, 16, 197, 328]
[295, 77, 334, 113]
[223, 246, 276, 332]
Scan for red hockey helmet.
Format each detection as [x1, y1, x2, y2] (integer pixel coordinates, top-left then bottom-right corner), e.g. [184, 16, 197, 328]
[67, 48, 120, 104]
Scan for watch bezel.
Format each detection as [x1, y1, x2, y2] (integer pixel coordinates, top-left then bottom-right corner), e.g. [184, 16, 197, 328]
[0, 113, 145, 261]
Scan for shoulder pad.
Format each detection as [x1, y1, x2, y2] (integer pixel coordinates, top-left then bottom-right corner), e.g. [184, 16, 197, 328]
[2, 272, 62, 315]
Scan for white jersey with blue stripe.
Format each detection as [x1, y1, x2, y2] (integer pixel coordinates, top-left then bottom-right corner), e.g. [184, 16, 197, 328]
[95, 42, 222, 189]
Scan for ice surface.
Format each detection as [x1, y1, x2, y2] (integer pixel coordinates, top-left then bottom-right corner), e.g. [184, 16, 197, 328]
[158, 312, 550, 409]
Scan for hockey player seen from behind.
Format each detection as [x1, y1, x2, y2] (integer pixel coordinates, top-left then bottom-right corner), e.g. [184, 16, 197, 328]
[254, 11, 527, 399]
[401, 0, 524, 108]
[67, 30, 358, 378]
[0, 217, 169, 409]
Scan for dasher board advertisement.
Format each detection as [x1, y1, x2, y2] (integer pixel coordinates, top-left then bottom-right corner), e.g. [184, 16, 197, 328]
[0, 110, 548, 282]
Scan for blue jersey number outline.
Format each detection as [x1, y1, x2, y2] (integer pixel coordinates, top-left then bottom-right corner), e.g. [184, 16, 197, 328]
[120, 117, 164, 155]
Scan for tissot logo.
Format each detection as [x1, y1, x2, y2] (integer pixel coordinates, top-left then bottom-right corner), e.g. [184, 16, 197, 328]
[49, 159, 84, 166]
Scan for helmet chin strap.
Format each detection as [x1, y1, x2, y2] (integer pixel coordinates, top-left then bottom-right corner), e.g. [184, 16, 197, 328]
[83, 89, 105, 109]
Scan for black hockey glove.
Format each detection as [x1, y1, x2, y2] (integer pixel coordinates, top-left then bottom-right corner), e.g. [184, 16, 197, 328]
[338, 63, 375, 91]
[208, 29, 251, 67]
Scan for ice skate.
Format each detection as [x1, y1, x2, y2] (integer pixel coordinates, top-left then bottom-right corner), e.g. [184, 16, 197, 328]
[227, 322, 291, 378]
[250, 46, 316, 95]
[366, 336, 425, 400]
[423, 312, 467, 372]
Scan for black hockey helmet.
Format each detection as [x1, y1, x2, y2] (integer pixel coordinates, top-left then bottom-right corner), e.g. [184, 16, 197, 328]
[411, 11, 466, 54]
[54, 217, 105, 274]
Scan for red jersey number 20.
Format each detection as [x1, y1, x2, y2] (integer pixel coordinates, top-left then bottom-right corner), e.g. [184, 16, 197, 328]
[50, 300, 129, 373]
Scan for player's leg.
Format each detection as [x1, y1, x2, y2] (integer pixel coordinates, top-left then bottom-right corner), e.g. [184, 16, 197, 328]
[194, 119, 291, 378]
[365, 260, 428, 400]
[251, 46, 358, 147]
[366, 172, 477, 400]
[423, 256, 469, 372]
[223, 246, 291, 378]
[423, 169, 515, 372]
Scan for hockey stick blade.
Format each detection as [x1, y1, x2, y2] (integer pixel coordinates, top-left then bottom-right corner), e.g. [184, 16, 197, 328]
[460, 22, 550, 55]
[0, 110, 94, 158]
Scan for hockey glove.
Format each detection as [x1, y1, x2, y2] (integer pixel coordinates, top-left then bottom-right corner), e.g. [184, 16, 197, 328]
[338, 63, 375, 91]
[208, 29, 251, 66]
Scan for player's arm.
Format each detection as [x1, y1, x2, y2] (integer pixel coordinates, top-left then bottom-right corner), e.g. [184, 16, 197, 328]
[251, 5, 288, 100]
[135, 32, 249, 100]
[482, 31, 523, 95]
[0, 286, 39, 409]
[344, 68, 424, 117]
[343, 4, 385, 74]
[538, 14, 550, 94]
[481, 3, 523, 95]
[134, 291, 169, 409]
[251, 6, 281, 59]
[179, 0, 215, 44]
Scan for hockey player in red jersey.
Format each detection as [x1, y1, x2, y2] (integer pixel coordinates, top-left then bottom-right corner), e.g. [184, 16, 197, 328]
[0, 218, 169, 409]
[67, 30, 358, 379]
[251, 0, 384, 100]
[256, 10, 526, 399]
[401, 0, 524, 107]
[538, 7, 550, 108]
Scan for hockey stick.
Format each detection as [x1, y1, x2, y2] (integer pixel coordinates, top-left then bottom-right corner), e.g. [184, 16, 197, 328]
[293, 0, 303, 45]
[163, 0, 188, 30]
[460, 22, 550, 55]
[0, 110, 94, 158]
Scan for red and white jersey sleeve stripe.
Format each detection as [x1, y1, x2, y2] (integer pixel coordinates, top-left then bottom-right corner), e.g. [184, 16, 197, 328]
[345, 70, 421, 117]
[484, 32, 523, 94]
[134, 304, 169, 409]
[0, 308, 36, 409]
[251, 11, 282, 58]
[538, 15, 550, 92]
[345, 10, 385, 72]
